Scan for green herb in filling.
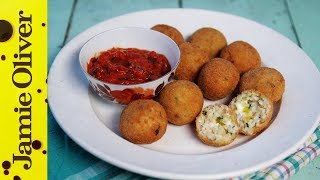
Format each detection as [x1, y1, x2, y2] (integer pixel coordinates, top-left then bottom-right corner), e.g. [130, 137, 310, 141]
[216, 117, 225, 126]
[225, 129, 233, 135]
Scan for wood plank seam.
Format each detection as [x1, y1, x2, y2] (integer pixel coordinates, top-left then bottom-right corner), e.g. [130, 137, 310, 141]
[179, 0, 183, 8]
[284, 0, 301, 47]
[62, 0, 78, 46]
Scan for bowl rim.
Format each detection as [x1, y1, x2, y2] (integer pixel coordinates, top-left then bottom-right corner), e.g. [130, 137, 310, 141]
[79, 27, 181, 87]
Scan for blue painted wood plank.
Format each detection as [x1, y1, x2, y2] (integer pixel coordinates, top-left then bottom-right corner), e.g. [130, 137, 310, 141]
[183, 1, 320, 179]
[285, 1, 320, 178]
[66, 0, 179, 42]
[291, 157, 320, 180]
[49, 1, 87, 179]
[49, 1, 179, 179]
[286, 0, 320, 69]
[48, 0, 74, 67]
[49, 0, 320, 179]
[182, 0, 299, 44]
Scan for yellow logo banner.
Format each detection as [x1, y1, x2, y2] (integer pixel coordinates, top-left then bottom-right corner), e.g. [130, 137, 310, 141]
[0, 0, 47, 179]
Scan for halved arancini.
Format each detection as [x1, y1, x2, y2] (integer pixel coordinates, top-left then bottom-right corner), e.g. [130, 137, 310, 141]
[229, 90, 273, 136]
[196, 104, 239, 146]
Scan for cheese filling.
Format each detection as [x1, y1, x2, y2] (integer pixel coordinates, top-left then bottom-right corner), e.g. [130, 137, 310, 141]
[198, 105, 238, 141]
[231, 91, 272, 135]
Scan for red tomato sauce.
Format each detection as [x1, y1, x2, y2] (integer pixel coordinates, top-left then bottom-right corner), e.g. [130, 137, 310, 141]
[87, 48, 171, 85]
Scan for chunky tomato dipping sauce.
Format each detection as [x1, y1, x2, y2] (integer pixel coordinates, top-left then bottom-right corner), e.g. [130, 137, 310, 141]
[87, 48, 171, 85]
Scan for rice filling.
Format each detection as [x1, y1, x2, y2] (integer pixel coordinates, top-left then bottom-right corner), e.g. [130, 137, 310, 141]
[231, 91, 272, 135]
[198, 105, 238, 141]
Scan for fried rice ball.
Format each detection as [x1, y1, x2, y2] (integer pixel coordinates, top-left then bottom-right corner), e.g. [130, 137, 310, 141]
[198, 58, 240, 100]
[220, 41, 261, 74]
[120, 99, 167, 144]
[151, 24, 184, 45]
[229, 90, 273, 136]
[175, 42, 210, 81]
[189, 27, 227, 58]
[158, 80, 204, 125]
[239, 67, 285, 102]
[196, 104, 239, 146]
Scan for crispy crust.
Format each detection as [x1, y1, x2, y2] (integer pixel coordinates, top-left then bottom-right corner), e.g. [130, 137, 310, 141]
[229, 90, 273, 136]
[189, 27, 227, 58]
[120, 99, 167, 144]
[151, 24, 184, 45]
[239, 67, 285, 102]
[195, 104, 239, 146]
[158, 80, 204, 125]
[220, 41, 261, 74]
[175, 42, 210, 81]
[198, 58, 240, 100]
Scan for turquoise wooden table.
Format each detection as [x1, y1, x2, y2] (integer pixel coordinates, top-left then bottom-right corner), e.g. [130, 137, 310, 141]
[48, 0, 320, 179]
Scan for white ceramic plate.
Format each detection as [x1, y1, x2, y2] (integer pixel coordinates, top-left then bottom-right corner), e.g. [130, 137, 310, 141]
[48, 9, 320, 179]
